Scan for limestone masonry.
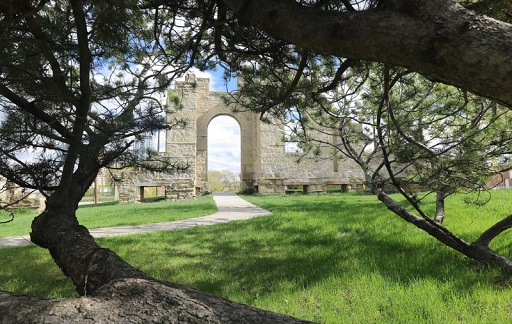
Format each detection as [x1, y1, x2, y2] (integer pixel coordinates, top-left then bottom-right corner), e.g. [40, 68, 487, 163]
[118, 74, 364, 202]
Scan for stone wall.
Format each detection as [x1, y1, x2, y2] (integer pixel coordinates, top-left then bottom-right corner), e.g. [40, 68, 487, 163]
[117, 170, 195, 202]
[117, 73, 366, 201]
[0, 177, 45, 212]
[254, 118, 365, 194]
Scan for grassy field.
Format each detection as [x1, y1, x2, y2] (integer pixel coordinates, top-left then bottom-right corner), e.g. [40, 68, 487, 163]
[0, 195, 217, 238]
[1, 191, 512, 323]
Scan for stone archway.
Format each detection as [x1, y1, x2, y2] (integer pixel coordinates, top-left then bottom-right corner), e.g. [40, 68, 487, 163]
[117, 73, 365, 202]
[162, 73, 365, 198]
[162, 73, 261, 197]
[206, 116, 240, 170]
[196, 108, 256, 193]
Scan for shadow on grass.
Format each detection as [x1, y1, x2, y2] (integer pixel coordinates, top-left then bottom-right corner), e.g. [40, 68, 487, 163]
[0, 193, 504, 301]
[76, 198, 218, 228]
[97, 197, 500, 304]
[0, 246, 76, 297]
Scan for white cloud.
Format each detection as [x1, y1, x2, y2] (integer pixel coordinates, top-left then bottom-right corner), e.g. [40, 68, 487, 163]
[208, 116, 240, 173]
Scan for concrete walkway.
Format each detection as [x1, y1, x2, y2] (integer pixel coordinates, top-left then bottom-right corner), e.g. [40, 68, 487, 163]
[0, 193, 271, 249]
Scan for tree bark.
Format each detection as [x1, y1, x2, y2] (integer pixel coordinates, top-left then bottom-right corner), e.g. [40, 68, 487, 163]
[475, 214, 512, 246]
[0, 279, 312, 323]
[222, 0, 512, 107]
[434, 189, 445, 224]
[30, 207, 149, 294]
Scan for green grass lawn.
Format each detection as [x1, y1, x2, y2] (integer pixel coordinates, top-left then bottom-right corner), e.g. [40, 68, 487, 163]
[0, 195, 218, 238]
[1, 191, 512, 323]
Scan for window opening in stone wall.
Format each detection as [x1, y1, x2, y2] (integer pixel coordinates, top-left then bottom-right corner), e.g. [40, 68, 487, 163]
[139, 186, 166, 203]
[133, 133, 154, 159]
[207, 116, 241, 192]
[284, 108, 305, 153]
[156, 129, 166, 153]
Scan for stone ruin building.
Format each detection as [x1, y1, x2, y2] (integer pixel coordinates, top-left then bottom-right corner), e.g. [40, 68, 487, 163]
[117, 74, 365, 202]
[0, 177, 45, 212]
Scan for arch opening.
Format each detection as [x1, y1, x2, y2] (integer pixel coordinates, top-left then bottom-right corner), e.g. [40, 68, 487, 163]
[207, 115, 241, 192]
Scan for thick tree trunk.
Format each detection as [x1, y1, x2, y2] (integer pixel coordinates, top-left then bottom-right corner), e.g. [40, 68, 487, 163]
[30, 208, 149, 295]
[21, 193, 312, 323]
[0, 279, 312, 323]
[222, 0, 512, 107]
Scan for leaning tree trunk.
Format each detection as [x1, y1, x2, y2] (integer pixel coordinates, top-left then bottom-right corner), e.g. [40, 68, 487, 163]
[375, 188, 512, 274]
[30, 206, 148, 295]
[0, 150, 314, 322]
[18, 195, 313, 323]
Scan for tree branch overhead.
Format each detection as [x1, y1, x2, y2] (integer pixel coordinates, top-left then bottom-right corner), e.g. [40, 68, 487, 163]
[222, 0, 512, 107]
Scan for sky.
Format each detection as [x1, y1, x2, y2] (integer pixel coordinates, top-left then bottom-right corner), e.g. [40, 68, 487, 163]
[207, 115, 241, 173]
[1, 65, 242, 174]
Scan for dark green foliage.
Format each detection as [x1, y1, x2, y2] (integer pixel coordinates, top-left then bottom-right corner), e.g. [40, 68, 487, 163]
[0, 1, 201, 200]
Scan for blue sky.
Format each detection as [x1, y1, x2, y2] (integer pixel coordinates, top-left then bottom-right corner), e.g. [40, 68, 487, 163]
[1, 66, 242, 174]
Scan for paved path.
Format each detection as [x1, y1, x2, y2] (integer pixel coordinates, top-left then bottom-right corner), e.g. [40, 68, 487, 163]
[0, 193, 271, 249]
